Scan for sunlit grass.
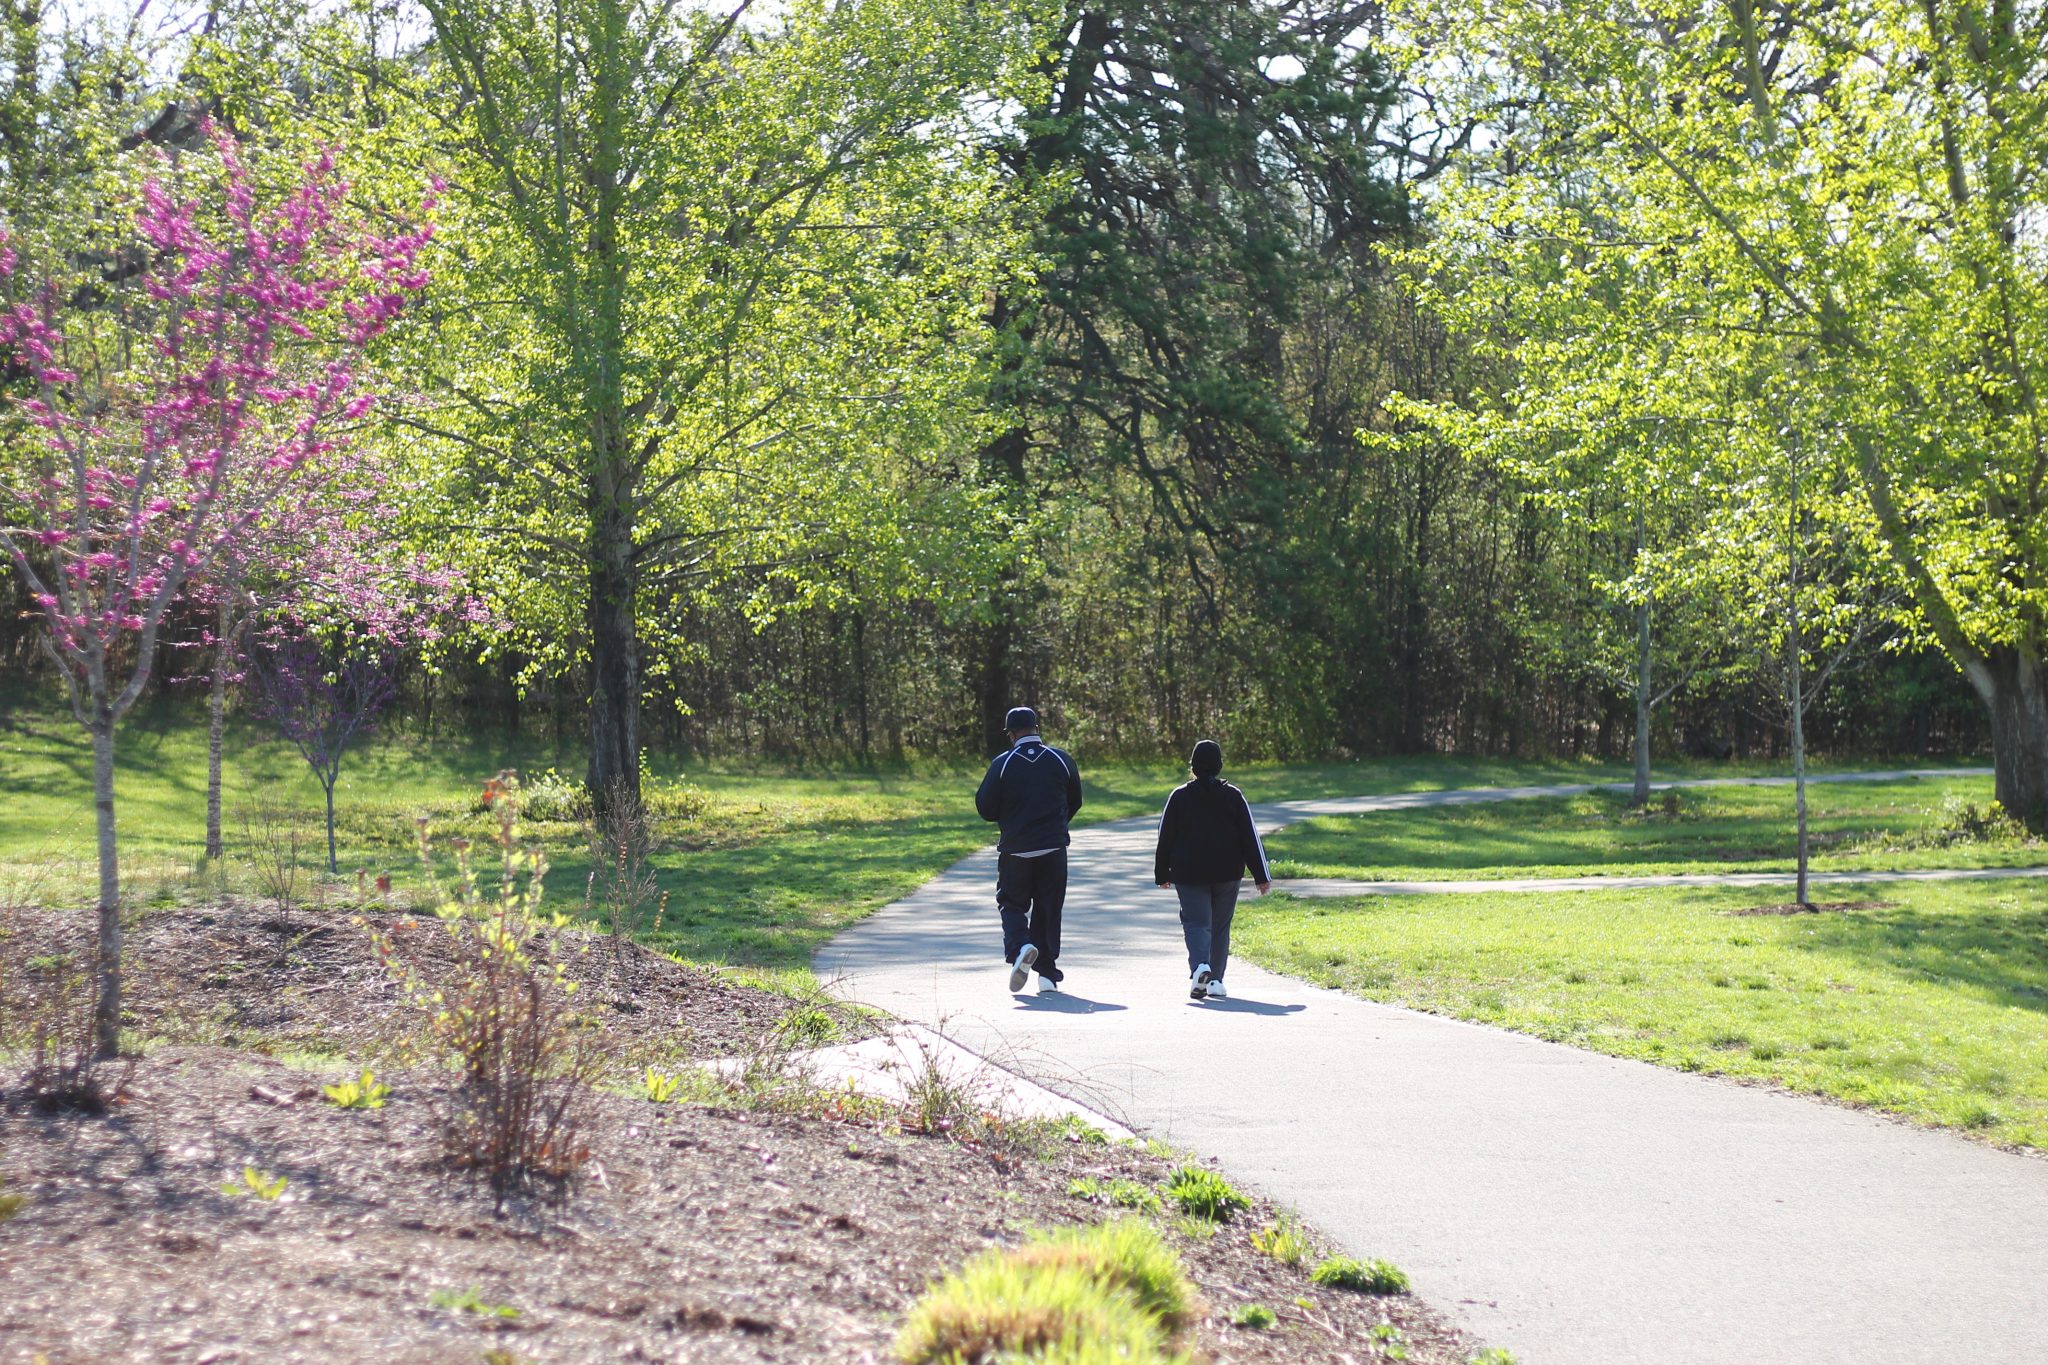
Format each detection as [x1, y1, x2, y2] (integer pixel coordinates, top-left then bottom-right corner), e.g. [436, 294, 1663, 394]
[3, 700, 1645, 970]
[1263, 778, 2035, 882]
[1237, 879, 2048, 1148]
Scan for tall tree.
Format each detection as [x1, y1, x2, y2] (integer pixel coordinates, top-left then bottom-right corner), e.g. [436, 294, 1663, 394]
[1389, 0, 2048, 824]
[970, 0, 1407, 752]
[405, 0, 1035, 807]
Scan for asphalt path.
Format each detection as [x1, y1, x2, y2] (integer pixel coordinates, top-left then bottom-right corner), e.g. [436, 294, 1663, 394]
[817, 769, 2048, 1364]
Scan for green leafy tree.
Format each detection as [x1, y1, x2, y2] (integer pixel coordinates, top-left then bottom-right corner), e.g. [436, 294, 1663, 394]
[968, 0, 1407, 752]
[1387, 0, 2048, 823]
[402, 0, 1038, 806]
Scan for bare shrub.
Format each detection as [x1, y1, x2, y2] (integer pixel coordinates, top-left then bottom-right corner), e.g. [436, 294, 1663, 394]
[235, 792, 308, 908]
[2, 917, 133, 1113]
[583, 777, 666, 952]
[371, 771, 596, 1207]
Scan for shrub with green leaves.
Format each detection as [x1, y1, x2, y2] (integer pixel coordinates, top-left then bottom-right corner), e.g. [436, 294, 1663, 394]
[1067, 1176, 1163, 1214]
[222, 1166, 288, 1201]
[1249, 1214, 1312, 1266]
[1468, 1350, 1519, 1365]
[430, 1287, 520, 1319]
[1311, 1255, 1409, 1295]
[1230, 1303, 1276, 1329]
[322, 1068, 391, 1110]
[896, 1220, 1196, 1364]
[1160, 1164, 1249, 1222]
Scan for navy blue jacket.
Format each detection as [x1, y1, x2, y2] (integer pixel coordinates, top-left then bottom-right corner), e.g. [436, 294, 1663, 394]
[1154, 778, 1271, 885]
[975, 738, 1083, 854]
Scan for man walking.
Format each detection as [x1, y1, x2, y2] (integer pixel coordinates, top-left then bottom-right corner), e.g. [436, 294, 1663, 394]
[975, 706, 1083, 995]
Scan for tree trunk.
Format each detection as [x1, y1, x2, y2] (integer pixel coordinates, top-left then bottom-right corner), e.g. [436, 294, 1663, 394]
[587, 504, 641, 811]
[323, 778, 339, 874]
[1632, 592, 1653, 809]
[90, 705, 122, 1057]
[1791, 649, 1810, 907]
[205, 600, 231, 861]
[1787, 459, 1810, 907]
[1979, 646, 2048, 829]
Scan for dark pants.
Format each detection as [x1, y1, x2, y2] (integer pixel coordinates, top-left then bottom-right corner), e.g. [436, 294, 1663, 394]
[1175, 879, 1240, 979]
[997, 849, 1066, 983]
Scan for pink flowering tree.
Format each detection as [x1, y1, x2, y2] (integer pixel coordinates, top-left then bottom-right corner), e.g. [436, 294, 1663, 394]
[0, 129, 431, 1055]
[187, 476, 472, 863]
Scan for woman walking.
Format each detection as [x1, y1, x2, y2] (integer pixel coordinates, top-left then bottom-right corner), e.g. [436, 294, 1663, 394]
[1154, 739, 1272, 1000]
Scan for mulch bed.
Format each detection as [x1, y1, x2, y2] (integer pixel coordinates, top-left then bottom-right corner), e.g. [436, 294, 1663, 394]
[1, 903, 1484, 1363]
[1726, 900, 1897, 917]
[1, 903, 828, 1063]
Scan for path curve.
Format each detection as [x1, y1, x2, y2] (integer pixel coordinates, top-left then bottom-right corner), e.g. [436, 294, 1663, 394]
[817, 770, 2048, 1365]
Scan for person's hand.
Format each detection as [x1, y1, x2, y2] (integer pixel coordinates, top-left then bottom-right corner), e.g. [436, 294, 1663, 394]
[1255, 881, 1272, 895]
[1157, 880, 1172, 889]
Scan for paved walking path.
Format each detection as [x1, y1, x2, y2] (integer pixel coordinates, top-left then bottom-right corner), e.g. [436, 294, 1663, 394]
[817, 769, 2048, 1365]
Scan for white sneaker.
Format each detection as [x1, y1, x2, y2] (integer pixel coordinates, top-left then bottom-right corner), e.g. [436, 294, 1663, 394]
[1206, 979, 1228, 1000]
[1189, 964, 1212, 1000]
[1037, 977, 1060, 996]
[1009, 943, 1038, 993]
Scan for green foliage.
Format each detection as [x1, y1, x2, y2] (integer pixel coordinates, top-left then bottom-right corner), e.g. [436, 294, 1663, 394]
[1386, 0, 2048, 821]
[1229, 1303, 1276, 1330]
[895, 1220, 1195, 1365]
[321, 1068, 391, 1110]
[1468, 1350, 1520, 1365]
[1310, 1255, 1409, 1295]
[773, 1005, 841, 1048]
[223, 1167, 289, 1202]
[1046, 1114, 1109, 1145]
[1369, 1323, 1413, 1358]
[1249, 1214, 1313, 1267]
[1066, 1177, 1163, 1216]
[429, 1287, 520, 1320]
[1159, 1165, 1249, 1223]
[640, 1069, 682, 1105]
[0, 1176, 25, 1223]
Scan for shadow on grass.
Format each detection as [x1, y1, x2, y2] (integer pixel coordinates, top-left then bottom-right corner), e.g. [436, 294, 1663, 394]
[1792, 899, 2048, 1017]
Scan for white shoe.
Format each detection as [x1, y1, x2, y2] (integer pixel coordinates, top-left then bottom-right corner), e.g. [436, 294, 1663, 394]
[1205, 979, 1228, 999]
[1037, 977, 1060, 996]
[1190, 964, 1212, 1000]
[1009, 943, 1038, 993]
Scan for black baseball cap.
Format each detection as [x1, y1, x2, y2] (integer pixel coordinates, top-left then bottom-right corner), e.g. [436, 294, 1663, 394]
[1004, 706, 1039, 733]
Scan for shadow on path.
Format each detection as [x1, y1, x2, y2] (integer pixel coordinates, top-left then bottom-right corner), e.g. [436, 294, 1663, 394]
[1188, 997, 1306, 1017]
[1013, 992, 1127, 1015]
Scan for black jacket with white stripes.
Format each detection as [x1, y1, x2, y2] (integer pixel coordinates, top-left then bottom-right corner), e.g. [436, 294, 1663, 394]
[974, 737, 1083, 855]
[1154, 778, 1271, 885]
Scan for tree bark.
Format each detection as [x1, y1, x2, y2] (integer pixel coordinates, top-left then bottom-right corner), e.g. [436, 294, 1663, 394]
[323, 778, 339, 875]
[90, 701, 122, 1057]
[205, 599, 231, 861]
[1632, 593, 1653, 809]
[586, 496, 641, 811]
[1980, 646, 2048, 827]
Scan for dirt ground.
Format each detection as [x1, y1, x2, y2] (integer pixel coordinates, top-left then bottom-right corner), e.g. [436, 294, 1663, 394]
[1, 905, 1483, 1364]
[0, 903, 837, 1063]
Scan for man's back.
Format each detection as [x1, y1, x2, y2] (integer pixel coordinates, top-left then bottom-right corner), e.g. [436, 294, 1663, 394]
[975, 738, 1083, 854]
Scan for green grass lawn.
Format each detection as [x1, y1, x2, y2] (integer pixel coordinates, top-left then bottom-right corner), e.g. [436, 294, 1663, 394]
[1236, 879, 2048, 1149]
[1262, 777, 2040, 882]
[1, 701, 1644, 972]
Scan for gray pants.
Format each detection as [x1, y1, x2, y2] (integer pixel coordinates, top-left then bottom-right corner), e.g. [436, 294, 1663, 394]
[1175, 879, 1240, 979]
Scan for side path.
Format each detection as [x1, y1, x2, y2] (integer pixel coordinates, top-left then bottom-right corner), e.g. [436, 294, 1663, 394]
[817, 769, 2048, 1365]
